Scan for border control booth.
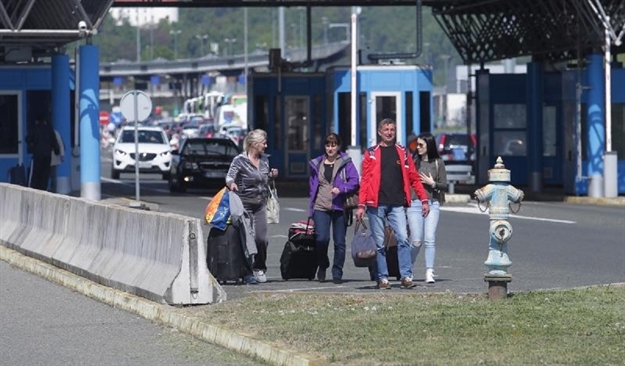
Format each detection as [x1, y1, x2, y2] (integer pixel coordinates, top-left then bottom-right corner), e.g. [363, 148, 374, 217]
[476, 61, 625, 195]
[248, 65, 434, 179]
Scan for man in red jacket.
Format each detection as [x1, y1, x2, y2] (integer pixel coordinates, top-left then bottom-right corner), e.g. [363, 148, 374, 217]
[355, 118, 430, 289]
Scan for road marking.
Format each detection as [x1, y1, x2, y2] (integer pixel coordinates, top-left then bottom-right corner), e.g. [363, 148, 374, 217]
[255, 286, 346, 293]
[100, 177, 171, 194]
[441, 204, 576, 224]
[284, 207, 306, 212]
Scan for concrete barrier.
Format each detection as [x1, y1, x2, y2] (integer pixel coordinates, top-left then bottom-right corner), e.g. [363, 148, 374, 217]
[0, 183, 226, 305]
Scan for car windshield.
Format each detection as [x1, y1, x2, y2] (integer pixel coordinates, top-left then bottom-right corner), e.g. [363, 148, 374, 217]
[183, 140, 239, 158]
[119, 130, 166, 144]
[445, 135, 469, 147]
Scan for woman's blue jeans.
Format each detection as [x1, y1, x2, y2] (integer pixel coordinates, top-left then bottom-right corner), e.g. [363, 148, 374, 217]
[407, 200, 440, 270]
[366, 205, 412, 281]
[312, 209, 347, 280]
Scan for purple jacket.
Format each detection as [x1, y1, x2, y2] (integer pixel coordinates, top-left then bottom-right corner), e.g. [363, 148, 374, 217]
[308, 152, 360, 217]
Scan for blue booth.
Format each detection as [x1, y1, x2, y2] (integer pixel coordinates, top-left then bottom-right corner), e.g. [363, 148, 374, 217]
[248, 65, 433, 179]
[476, 59, 625, 195]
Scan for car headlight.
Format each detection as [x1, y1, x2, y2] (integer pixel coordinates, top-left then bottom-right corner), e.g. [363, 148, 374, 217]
[183, 161, 199, 170]
[115, 149, 127, 156]
[159, 151, 171, 157]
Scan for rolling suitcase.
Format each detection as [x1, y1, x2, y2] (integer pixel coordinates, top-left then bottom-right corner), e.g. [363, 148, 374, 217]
[383, 226, 401, 280]
[280, 220, 318, 280]
[7, 163, 27, 186]
[206, 225, 248, 284]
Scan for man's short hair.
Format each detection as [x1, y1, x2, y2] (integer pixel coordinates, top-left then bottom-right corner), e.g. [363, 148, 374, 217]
[377, 118, 395, 131]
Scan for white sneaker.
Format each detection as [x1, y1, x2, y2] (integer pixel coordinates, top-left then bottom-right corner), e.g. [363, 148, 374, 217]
[253, 270, 267, 283]
[425, 269, 435, 283]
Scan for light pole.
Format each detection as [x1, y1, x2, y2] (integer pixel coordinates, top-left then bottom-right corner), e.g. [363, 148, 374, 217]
[224, 38, 237, 56]
[170, 30, 182, 59]
[290, 23, 297, 48]
[322, 17, 328, 45]
[440, 54, 451, 92]
[196, 34, 209, 57]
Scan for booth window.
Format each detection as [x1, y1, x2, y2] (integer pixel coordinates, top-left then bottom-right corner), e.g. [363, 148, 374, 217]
[313, 95, 322, 150]
[542, 105, 557, 157]
[273, 97, 281, 150]
[254, 95, 268, 138]
[612, 103, 625, 158]
[284, 96, 308, 152]
[0, 94, 19, 155]
[493, 104, 527, 156]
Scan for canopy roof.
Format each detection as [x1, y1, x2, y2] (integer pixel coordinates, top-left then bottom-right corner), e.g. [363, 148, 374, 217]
[1, 0, 623, 63]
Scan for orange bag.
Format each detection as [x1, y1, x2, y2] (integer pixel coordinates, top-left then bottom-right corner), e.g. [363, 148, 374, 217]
[204, 187, 230, 229]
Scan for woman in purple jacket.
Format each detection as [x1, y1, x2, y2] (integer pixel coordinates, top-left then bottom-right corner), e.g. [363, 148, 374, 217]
[309, 133, 360, 284]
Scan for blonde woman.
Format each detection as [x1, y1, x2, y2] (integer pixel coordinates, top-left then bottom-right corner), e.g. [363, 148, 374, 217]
[226, 129, 278, 284]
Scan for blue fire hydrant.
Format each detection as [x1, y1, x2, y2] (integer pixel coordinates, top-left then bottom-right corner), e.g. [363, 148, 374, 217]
[473, 157, 524, 299]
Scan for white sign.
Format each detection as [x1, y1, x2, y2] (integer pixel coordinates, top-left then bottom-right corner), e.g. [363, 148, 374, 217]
[119, 90, 152, 122]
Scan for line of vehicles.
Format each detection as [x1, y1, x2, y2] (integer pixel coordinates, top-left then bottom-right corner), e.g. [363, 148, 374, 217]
[110, 125, 244, 192]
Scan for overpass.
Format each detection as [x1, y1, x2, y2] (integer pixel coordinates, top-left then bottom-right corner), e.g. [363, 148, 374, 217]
[99, 42, 349, 79]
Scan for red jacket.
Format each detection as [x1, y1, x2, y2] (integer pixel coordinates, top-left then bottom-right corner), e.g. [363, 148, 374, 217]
[358, 143, 429, 208]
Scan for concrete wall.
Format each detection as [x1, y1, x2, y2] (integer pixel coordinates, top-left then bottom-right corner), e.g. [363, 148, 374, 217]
[0, 183, 226, 305]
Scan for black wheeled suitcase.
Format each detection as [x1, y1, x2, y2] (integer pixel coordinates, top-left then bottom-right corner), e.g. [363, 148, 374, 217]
[206, 225, 247, 284]
[7, 163, 27, 186]
[383, 226, 401, 280]
[280, 220, 318, 280]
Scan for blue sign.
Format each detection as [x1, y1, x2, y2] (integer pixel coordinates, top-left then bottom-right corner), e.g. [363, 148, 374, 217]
[202, 75, 211, 86]
[113, 77, 123, 86]
[238, 74, 246, 85]
[150, 75, 160, 86]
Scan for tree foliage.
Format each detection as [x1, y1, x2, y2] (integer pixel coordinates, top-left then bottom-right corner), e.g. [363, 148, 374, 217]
[89, 6, 461, 86]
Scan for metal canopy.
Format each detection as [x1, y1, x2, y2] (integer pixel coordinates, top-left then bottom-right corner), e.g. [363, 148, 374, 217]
[431, 0, 625, 63]
[1, 0, 623, 64]
[0, 0, 112, 58]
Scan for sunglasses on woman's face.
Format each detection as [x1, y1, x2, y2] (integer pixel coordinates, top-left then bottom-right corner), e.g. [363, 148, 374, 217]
[417, 142, 426, 148]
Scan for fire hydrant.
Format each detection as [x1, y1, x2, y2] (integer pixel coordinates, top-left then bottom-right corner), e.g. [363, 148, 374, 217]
[473, 156, 524, 300]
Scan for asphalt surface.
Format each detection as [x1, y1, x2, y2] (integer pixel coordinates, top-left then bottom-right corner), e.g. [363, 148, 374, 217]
[0, 261, 265, 366]
[2, 152, 623, 366]
[97, 151, 625, 301]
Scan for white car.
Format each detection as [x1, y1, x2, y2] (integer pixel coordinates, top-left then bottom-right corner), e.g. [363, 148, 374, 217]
[111, 126, 172, 180]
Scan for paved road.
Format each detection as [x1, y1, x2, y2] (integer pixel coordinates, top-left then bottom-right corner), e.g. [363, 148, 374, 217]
[0, 261, 264, 366]
[97, 154, 625, 301]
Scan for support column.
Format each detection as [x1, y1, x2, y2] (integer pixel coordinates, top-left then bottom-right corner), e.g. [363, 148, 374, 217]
[78, 45, 101, 200]
[52, 53, 71, 194]
[526, 61, 543, 193]
[586, 54, 605, 198]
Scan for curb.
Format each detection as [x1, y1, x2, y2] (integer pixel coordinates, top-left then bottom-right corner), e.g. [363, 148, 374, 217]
[445, 194, 471, 203]
[0, 245, 328, 366]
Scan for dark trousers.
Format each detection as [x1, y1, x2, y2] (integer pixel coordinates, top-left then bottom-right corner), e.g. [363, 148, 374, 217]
[312, 209, 347, 280]
[31, 155, 51, 191]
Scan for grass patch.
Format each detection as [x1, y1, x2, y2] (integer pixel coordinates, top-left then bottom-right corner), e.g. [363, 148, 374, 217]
[183, 286, 625, 365]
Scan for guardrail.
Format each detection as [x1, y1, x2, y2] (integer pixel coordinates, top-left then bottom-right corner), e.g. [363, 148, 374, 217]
[0, 183, 226, 305]
[100, 43, 348, 77]
[446, 165, 475, 194]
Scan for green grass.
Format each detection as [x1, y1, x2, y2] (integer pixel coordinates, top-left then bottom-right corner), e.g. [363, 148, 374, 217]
[183, 285, 625, 365]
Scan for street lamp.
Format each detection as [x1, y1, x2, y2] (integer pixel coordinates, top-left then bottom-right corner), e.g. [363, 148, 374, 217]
[224, 38, 237, 56]
[169, 30, 182, 59]
[440, 54, 452, 92]
[322, 17, 328, 45]
[196, 34, 209, 57]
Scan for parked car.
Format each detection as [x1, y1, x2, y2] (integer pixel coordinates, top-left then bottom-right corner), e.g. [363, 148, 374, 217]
[435, 133, 477, 164]
[198, 124, 217, 138]
[168, 137, 241, 192]
[111, 126, 172, 180]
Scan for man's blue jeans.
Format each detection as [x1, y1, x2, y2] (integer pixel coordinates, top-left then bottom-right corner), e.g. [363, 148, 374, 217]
[367, 205, 412, 281]
[312, 209, 347, 280]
